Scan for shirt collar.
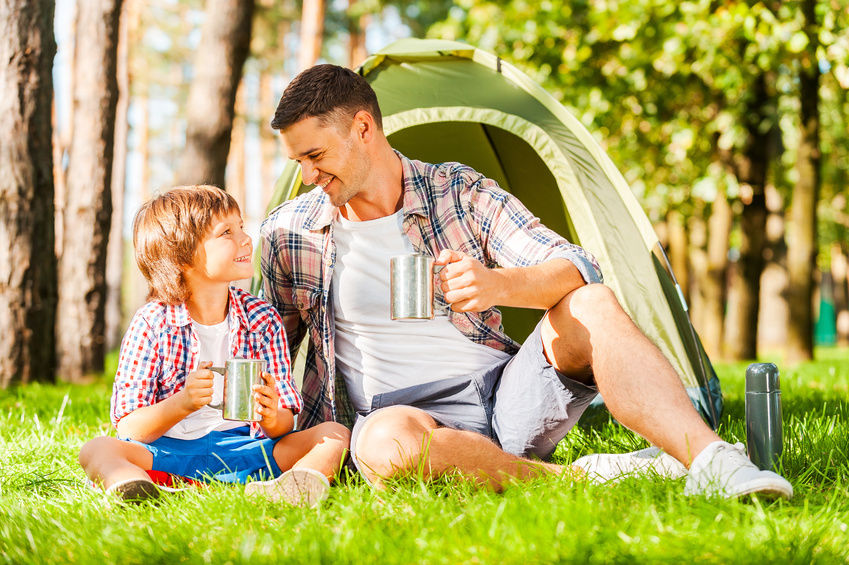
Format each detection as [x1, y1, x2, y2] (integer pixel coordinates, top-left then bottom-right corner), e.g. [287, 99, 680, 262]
[300, 150, 429, 231]
[164, 286, 248, 330]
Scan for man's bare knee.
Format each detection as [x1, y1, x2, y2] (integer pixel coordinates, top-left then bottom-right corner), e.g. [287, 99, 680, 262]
[356, 406, 437, 479]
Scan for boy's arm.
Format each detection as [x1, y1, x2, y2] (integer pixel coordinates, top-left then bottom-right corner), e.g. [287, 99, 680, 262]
[116, 364, 215, 443]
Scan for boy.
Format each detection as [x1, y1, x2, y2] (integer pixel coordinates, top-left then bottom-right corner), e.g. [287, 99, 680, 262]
[79, 185, 350, 506]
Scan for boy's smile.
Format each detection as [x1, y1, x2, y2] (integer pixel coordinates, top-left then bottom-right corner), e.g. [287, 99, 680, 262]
[190, 210, 254, 284]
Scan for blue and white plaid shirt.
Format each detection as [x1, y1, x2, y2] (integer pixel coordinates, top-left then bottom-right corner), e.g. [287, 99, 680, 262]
[260, 152, 602, 429]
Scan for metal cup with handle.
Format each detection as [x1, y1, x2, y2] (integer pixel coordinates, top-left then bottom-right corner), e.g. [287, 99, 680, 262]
[208, 358, 265, 421]
[390, 253, 444, 320]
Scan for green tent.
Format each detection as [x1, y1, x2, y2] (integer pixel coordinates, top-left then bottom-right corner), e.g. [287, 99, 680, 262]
[261, 38, 723, 427]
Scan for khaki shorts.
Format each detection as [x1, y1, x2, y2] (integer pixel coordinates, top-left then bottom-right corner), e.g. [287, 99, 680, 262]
[349, 319, 598, 478]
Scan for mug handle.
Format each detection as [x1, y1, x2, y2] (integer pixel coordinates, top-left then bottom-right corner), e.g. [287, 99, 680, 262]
[432, 264, 447, 314]
[207, 366, 225, 410]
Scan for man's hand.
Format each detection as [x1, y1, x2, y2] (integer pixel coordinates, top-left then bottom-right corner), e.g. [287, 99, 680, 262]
[179, 361, 215, 412]
[435, 249, 504, 312]
[253, 371, 281, 428]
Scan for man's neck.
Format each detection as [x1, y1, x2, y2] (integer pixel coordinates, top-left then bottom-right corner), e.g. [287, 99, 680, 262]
[340, 146, 403, 221]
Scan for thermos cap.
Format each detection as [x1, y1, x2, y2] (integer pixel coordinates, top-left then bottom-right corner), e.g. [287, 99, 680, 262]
[746, 362, 781, 393]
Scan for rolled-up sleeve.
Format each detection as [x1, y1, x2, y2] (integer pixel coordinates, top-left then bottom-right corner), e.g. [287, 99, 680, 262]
[470, 176, 603, 284]
[110, 312, 160, 426]
[259, 307, 302, 414]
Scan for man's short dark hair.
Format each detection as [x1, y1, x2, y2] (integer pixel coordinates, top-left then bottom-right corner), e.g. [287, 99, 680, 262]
[270, 64, 383, 132]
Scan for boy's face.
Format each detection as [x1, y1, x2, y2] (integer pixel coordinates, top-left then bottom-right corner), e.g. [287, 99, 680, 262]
[188, 210, 254, 284]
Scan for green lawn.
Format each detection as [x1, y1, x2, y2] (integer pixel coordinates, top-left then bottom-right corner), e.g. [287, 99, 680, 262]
[2, 350, 848, 564]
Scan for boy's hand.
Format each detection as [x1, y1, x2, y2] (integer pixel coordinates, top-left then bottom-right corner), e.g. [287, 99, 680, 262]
[253, 371, 280, 428]
[180, 361, 215, 412]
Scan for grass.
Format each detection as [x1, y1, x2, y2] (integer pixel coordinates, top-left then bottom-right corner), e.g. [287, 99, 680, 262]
[2, 349, 849, 564]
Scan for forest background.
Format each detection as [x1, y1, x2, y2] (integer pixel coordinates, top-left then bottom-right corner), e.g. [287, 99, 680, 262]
[1, 0, 848, 388]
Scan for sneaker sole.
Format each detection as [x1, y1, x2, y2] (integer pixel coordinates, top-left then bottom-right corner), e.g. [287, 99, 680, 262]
[111, 479, 161, 503]
[245, 468, 330, 508]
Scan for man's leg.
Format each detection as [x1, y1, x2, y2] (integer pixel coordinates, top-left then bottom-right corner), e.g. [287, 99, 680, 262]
[540, 283, 722, 467]
[353, 405, 566, 491]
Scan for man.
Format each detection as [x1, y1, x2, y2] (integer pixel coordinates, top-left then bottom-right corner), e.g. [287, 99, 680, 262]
[260, 64, 792, 498]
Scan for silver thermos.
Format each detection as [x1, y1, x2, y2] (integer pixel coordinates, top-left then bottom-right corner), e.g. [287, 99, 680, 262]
[745, 362, 783, 471]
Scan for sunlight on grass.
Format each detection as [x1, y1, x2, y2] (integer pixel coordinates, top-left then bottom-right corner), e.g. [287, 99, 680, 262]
[1, 349, 849, 563]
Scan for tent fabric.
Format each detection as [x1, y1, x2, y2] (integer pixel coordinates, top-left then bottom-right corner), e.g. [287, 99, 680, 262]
[260, 38, 723, 427]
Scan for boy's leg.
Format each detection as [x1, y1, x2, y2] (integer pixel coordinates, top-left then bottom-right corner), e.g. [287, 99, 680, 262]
[271, 421, 351, 480]
[78, 436, 154, 489]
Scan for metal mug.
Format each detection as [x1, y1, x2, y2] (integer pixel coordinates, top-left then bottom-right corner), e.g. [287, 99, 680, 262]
[390, 253, 443, 320]
[208, 358, 265, 421]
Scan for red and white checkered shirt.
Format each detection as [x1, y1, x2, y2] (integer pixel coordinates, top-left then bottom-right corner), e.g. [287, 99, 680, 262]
[110, 286, 301, 427]
[260, 152, 601, 429]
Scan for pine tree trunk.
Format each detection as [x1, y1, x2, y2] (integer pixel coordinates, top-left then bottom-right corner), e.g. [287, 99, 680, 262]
[832, 243, 849, 346]
[56, 0, 123, 382]
[690, 191, 732, 360]
[666, 209, 690, 306]
[105, 0, 131, 349]
[786, 0, 821, 363]
[724, 74, 771, 360]
[298, 0, 325, 70]
[177, 0, 254, 190]
[0, 0, 58, 387]
[347, 0, 368, 69]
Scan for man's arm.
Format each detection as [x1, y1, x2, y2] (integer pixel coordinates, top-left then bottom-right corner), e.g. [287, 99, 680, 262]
[436, 251, 584, 312]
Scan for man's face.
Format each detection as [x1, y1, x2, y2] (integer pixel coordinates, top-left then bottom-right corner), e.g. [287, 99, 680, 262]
[279, 115, 369, 208]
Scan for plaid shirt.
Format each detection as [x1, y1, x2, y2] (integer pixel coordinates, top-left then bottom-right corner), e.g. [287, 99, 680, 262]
[260, 152, 602, 429]
[110, 286, 301, 429]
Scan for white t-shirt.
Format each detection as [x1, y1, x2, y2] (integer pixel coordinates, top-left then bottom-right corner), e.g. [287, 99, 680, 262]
[163, 317, 243, 440]
[332, 210, 510, 412]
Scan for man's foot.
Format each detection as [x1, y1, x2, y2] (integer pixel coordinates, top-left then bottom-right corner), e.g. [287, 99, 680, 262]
[244, 468, 330, 508]
[684, 441, 793, 500]
[105, 478, 161, 503]
[572, 446, 687, 484]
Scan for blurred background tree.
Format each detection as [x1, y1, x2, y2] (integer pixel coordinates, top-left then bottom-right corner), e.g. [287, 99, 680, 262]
[0, 0, 846, 385]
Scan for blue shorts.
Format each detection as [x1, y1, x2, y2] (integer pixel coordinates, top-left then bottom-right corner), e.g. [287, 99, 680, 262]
[124, 426, 282, 483]
[350, 319, 599, 477]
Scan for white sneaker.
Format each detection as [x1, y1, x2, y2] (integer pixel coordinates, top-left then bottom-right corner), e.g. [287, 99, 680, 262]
[573, 446, 688, 484]
[684, 441, 793, 499]
[245, 468, 330, 508]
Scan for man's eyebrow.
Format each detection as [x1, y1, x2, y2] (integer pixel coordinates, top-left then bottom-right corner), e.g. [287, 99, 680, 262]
[293, 147, 322, 159]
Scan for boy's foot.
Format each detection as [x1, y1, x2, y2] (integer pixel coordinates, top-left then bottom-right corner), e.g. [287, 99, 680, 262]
[572, 446, 687, 484]
[684, 441, 793, 500]
[245, 468, 330, 508]
[106, 478, 162, 503]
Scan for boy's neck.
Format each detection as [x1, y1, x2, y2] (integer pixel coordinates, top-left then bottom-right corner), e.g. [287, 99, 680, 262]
[186, 281, 230, 325]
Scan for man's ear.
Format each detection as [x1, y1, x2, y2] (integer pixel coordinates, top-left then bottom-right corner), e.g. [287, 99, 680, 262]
[351, 109, 375, 142]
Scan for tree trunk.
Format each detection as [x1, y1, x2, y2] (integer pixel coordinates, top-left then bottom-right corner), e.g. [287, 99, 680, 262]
[786, 0, 821, 363]
[757, 183, 789, 350]
[177, 0, 254, 189]
[0, 0, 58, 387]
[689, 191, 732, 360]
[724, 73, 771, 360]
[226, 82, 247, 213]
[105, 0, 132, 349]
[347, 0, 368, 69]
[298, 0, 325, 71]
[832, 243, 849, 346]
[57, 0, 123, 382]
[666, 209, 690, 306]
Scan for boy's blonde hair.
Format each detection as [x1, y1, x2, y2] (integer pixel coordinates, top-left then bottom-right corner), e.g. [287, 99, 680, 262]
[133, 185, 241, 304]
